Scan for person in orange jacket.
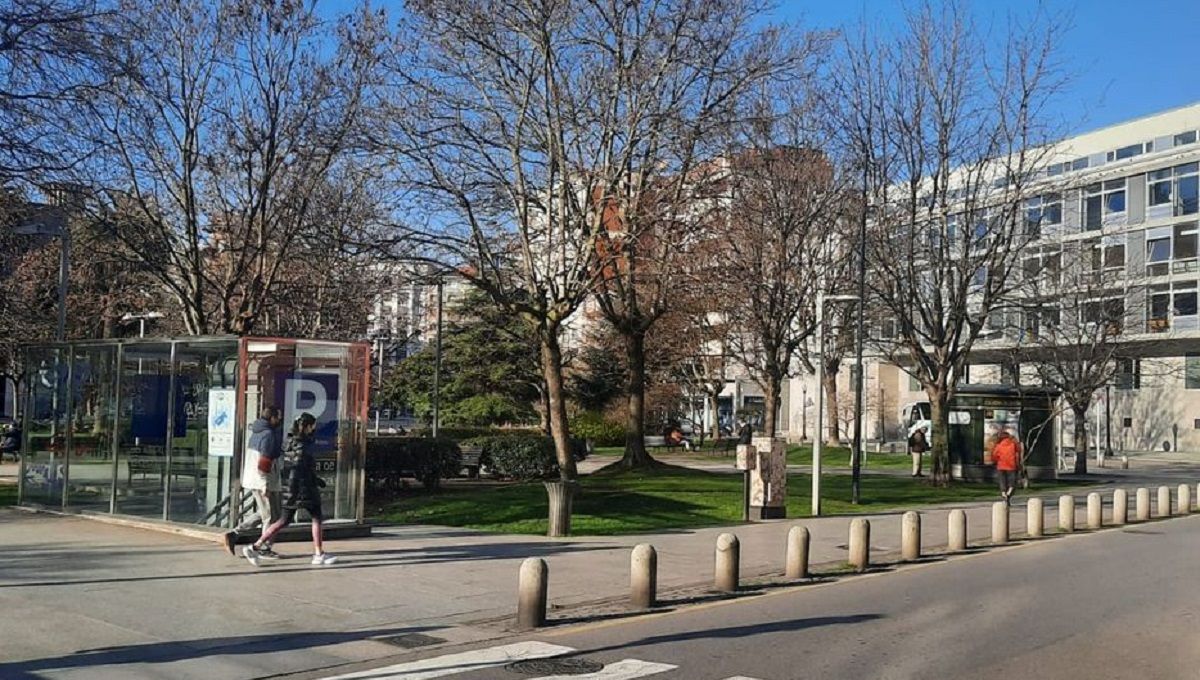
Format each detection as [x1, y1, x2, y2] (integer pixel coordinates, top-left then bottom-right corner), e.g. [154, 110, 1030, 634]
[992, 425, 1022, 504]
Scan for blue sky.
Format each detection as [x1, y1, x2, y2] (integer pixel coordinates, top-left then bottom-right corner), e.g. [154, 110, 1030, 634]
[776, 0, 1200, 136]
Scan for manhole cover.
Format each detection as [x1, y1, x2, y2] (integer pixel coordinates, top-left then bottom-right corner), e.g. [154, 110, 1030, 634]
[373, 633, 446, 649]
[504, 658, 605, 675]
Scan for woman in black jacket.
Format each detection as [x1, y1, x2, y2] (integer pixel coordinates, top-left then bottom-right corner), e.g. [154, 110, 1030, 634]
[243, 413, 336, 566]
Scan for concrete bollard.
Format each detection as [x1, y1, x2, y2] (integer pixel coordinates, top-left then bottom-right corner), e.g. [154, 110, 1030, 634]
[1027, 498, 1044, 538]
[1113, 489, 1128, 525]
[714, 533, 740, 592]
[991, 502, 1009, 544]
[1136, 487, 1151, 521]
[517, 557, 548, 630]
[1058, 495, 1075, 532]
[1178, 484, 1192, 515]
[785, 525, 810, 579]
[948, 509, 967, 552]
[1157, 486, 1171, 517]
[1087, 493, 1103, 529]
[849, 518, 871, 572]
[901, 511, 921, 561]
[630, 544, 657, 609]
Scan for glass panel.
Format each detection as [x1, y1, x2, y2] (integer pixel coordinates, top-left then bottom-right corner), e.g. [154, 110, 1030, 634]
[169, 340, 239, 524]
[113, 343, 175, 518]
[1043, 201, 1061, 225]
[1178, 176, 1198, 215]
[1084, 195, 1102, 230]
[1115, 144, 1142, 160]
[1105, 245, 1125, 269]
[1187, 355, 1200, 389]
[1150, 180, 1172, 206]
[1174, 224, 1197, 260]
[1176, 131, 1198, 146]
[66, 345, 119, 512]
[1147, 237, 1171, 262]
[1175, 292, 1198, 316]
[22, 348, 68, 507]
[1106, 189, 1126, 213]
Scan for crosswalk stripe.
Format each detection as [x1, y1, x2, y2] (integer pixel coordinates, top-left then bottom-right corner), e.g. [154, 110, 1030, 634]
[722, 676, 765, 680]
[320, 641, 576, 680]
[529, 658, 677, 679]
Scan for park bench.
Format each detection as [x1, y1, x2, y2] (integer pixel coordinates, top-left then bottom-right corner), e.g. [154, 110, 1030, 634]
[643, 435, 686, 451]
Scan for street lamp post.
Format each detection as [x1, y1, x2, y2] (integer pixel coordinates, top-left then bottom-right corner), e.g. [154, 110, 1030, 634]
[14, 208, 69, 341]
[813, 292, 859, 516]
[431, 279, 444, 438]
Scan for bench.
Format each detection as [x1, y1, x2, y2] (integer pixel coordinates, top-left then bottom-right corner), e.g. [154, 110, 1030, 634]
[459, 445, 483, 478]
[644, 435, 687, 451]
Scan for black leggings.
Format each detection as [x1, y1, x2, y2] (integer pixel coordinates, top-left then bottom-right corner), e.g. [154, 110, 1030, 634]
[279, 504, 324, 524]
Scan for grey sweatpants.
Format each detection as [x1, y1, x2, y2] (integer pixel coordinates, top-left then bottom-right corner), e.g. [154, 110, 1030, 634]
[236, 489, 282, 544]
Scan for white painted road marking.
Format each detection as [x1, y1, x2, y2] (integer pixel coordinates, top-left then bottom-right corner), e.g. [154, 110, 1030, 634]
[529, 658, 677, 679]
[722, 676, 766, 680]
[320, 641, 576, 679]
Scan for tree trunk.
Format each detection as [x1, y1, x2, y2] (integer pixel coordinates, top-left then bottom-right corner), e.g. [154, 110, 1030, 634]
[708, 392, 721, 441]
[822, 368, 841, 445]
[538, 384, 551, 436]
[763, 373, 781, 439]
[540, 333, 577, 481]
[619, 330, 655, 468]
[928, 387, 951, 486]
[1072, 403, 1089, 475]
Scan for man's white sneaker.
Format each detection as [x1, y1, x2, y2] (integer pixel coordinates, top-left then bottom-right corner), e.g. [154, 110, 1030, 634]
[311, 553, 337, 566]
[242, 545, 262, 567]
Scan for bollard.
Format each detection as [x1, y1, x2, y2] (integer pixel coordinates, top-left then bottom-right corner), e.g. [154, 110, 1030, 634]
[1027, 497, 1044, 538]
[901, 511, 921, 561]
[948, 509, 967, 552]
[1157, 486, 1171, 517]
[516, 558, 548, 630]
[1113, 489, 1128, 525]
[1178, 484, 1192, 515]
[991, 502, 1009, 544]
[849, 518, 871, 572]
[1087, 492, 1102, 529]
[714, 533, 740, 593]
[1058, 495, 1075, 532]
[1136, 487, 1151, 521]
[630, 544, 657, 609]
[785, 525, 810, 579]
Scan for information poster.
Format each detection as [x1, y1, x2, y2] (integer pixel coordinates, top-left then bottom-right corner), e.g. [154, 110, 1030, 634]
[207, 388, 236, 457]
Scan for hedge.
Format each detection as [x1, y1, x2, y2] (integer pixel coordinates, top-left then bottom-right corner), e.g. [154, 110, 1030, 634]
[467, 434, 590, 481]
[569, 411, 626, 447]
[366, 436, 462, 491]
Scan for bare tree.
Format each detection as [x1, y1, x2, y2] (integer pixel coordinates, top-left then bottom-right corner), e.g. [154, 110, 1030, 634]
[80, 0, 386, 335]
[833, 2, 1068, 484]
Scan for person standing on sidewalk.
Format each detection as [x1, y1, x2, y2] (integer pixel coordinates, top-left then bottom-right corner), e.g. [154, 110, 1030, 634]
[244, 412, 336, 567]
[907, 426, 928, 477]
[224, 406, 284, 556]
[992, 424, 1022, 504]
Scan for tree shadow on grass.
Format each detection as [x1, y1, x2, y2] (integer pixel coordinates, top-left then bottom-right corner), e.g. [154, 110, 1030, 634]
[0, 626, 441, 680]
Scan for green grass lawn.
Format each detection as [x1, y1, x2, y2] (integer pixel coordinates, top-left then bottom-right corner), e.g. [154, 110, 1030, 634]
[0, 483, 17, 507]
[370, 465, 1080, 536]
[592, 442, 912, 471]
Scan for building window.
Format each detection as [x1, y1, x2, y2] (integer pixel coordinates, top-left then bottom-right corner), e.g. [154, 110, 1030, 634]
[1114, 143, 1144, 161]
[1090, 239, 1125, 273]
[1176, 131, 1198, 146]
[1147, 231, 1171, 275]
[907, 372, 921, 392]
[1115, 358, 1140, 390]
[1187, 354, 1200, 389]
[1024, 193, 1062, 237]
[1148, 163, 1199, 216]
[1174, 222, 1199, 272]
[1194, 419, 1200, 430]
[1123, 417, 1133, 428]
[1083, 180, 1125, 230]
[1148, 285, 1171, 332]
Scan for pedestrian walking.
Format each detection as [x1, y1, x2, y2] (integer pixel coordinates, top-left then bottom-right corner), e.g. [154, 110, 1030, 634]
[992, 424, 1022, 504]
[907, 426, 928, 477]
[243, 412, 336, 567]
[223, 406, 284, 556]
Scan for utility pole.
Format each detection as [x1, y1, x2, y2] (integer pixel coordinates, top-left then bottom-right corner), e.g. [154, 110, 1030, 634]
[432, 279, 444, 438]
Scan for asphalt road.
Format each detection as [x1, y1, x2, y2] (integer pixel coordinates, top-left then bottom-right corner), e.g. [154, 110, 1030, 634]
[309, 514, 1200, 680]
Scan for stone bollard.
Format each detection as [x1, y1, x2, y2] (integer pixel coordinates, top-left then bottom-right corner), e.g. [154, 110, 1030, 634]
[785, 526, 810, 579]
[517, 558, 548, 630]
[1087, 493, 1103, 529]
[630, 544, 657, 609]
[1113, 489, 1128, 525]
[948, 509, 967, 552]
[1178, 484, 1192, 515]
[991, 502, 1009, 544]
[849, 518, 871, 572]
[1157, 486, 1172, 517]
[1027, 498, 1044, 538]
[901, 511, 921, 561]
[1058, 495, 1075, 532]
[1136, 488, 1151, 521]
[715, 533, 740, 593]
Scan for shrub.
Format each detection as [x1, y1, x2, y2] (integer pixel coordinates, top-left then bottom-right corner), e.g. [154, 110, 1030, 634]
[366, 436, 462, 491]
[569, 411, 626, 447]
[475, 434, 589, 480]
[405, 426, 541, 441]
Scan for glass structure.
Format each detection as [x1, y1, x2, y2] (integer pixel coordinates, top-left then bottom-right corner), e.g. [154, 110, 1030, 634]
[18, 337, 370, 527]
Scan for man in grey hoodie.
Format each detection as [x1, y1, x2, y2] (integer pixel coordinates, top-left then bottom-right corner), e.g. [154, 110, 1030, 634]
[223, 406, 283, 556]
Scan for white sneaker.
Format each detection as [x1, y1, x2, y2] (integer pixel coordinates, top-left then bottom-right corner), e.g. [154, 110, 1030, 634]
[242, 545, 261, 567]
[311, 553, 337, 566]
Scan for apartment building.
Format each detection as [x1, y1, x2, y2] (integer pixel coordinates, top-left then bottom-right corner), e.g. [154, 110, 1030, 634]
[778, 102, 1200, 452]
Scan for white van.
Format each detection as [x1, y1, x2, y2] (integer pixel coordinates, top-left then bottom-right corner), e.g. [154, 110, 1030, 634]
[901, 401, 932, 439]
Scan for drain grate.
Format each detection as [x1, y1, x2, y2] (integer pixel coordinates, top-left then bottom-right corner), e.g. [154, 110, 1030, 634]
[505, 657, 605, 675]
[373, 633, 446, 649]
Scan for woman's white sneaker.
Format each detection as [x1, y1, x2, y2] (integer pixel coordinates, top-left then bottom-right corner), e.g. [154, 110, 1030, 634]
[311, 553, 337, 566]
[242, 545, 262, 567]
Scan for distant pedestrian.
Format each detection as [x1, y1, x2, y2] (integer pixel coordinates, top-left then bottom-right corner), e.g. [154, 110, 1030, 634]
[243, 413, 336, 567]
[907, 426, 928, 477]
[737, 420, 753, 446]
[0, 423, 20, 462]
[992, 425, 1022, 504]
[224, 406, 283, 556]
